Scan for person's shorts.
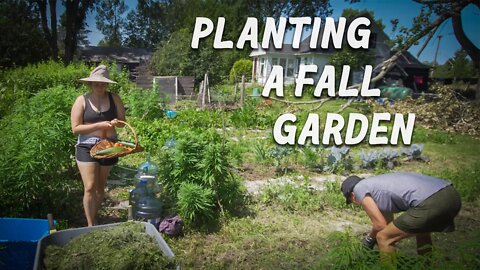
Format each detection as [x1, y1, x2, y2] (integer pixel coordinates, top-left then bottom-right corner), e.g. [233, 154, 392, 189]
[75, 142, 118, 166]
[393, 185, 461, 234]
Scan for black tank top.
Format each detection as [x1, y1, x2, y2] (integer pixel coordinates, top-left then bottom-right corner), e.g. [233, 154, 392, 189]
[83, 92, 117, 123]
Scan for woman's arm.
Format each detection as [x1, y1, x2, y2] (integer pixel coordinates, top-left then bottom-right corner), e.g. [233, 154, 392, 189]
[71, 95, 112, 135]
[110, 92, 126, 127]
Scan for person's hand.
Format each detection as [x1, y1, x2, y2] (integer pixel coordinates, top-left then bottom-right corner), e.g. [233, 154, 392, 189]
[361, 234, 377, 249]
[110, 119, 120, 127]
[96, 121, 112, 130]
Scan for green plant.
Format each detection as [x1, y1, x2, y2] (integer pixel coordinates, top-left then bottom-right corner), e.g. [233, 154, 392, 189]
[177, 182, 216, 227]
[253, 141, 271, 164]
[422, 162, 480, 202]
[0, 86, 83, 217]
[261, 179, 322, 213]
[0, 61, 90, 118]
[317, 229, 480, 270]
[229, 59, 252, 83]
[300, 144, 325, 170]
[155, 129, 245, 229]
[320, 181, 350, 209]
[119, 87, 164, 120]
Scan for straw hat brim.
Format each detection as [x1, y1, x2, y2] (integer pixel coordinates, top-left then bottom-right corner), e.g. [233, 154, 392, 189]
[79, 76, 117, 84]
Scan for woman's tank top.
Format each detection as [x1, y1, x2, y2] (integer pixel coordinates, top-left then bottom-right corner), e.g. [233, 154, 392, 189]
[83, 92, 117, 123]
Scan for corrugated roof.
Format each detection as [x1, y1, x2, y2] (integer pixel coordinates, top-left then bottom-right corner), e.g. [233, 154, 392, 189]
[79, 46, 152, 63]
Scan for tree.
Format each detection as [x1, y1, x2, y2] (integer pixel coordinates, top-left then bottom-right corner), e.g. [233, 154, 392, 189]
[341, 8, 385, 30]
[229, 59, 253, 83]
[123, 0, 169, 49]
[0, 0, 50, 67]
[35, 0, 58, 59]
[95, 0, 127, 47]
[433, 49, 477, 79]
[35, 0, 94, 64]
[150, 0, 333, 84]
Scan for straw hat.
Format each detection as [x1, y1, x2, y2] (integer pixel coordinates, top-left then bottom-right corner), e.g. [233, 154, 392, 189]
[79, 65, 117, 84]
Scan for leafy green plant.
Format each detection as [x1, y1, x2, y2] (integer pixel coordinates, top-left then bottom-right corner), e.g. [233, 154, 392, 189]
[260, 179, 322, 213]
[253, 141, 272, 164]
[320, 180, 350, 209]
[0, 86, 83, 217]
[300, 144, 326, 170]
[177, 182, 216, 227]
[229, 59, 252, 83]
[0, 60, 90, 118]
[119, 87, 164, 120]
[155, 129, 245, 229]
[269, 145, 296, 174]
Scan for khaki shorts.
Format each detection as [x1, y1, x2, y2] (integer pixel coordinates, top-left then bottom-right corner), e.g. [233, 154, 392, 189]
[393, 185, 461, 234]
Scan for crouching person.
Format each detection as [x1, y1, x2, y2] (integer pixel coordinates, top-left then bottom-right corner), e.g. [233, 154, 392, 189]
[341, 173, 461, 261]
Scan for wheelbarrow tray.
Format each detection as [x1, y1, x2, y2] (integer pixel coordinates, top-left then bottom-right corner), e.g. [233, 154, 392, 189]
[33, 221, 176, 270]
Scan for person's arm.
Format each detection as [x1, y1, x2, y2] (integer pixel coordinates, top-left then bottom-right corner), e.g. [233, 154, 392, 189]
[71, 95, 112, 135]
[109, 92, 126, 127]
[361, 195, 389, 239]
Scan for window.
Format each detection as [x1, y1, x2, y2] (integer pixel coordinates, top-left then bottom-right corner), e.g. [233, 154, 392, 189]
[279, 58, 287, 69]
[259, 58, 265, 77]
[287, 59, 294, 77]
[272, 58, 278, 66]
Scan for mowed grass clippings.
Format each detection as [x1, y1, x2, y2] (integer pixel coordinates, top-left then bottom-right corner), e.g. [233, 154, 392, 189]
[43, 222, 175, 270]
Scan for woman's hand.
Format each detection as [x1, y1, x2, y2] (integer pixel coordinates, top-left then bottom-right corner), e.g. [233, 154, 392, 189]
[110, 118, 125, 127]
[96, 121, 113, 130]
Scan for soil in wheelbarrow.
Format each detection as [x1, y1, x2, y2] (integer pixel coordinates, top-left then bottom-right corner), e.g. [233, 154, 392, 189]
[43, 222, 175, 270]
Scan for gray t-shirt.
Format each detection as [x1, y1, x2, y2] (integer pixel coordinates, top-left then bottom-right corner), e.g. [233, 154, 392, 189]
[353, 172, 450, 213]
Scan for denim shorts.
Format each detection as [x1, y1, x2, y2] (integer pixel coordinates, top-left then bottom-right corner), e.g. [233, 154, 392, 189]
[75, 143, 118, 166]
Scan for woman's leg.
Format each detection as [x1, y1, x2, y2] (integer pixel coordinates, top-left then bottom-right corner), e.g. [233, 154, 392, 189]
[96, 165, 113, 219]
[77, 161, 99, 227]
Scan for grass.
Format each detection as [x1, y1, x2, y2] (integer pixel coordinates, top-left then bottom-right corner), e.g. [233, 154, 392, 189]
[93, 98, 480, 269]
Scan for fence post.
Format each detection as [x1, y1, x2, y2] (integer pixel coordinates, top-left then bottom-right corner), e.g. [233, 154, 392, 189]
[240, 75, 245, 108]
[234, 70, 237, 102]
[202, 73, 207, 109]
[174, 76, 178, 103]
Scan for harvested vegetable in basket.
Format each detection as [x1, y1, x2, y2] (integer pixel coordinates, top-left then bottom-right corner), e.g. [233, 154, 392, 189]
[90, 120, 142, 159]
[43, 222, 175, 270]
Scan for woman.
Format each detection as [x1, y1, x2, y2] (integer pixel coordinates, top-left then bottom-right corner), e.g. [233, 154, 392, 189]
[71, 65, 126, 226]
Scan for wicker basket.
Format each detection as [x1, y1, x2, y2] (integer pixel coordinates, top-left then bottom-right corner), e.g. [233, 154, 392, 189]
[90, 120, 143, 159]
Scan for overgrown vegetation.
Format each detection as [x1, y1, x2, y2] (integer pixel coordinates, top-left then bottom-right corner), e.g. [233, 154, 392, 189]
[44, 222, 175, 269]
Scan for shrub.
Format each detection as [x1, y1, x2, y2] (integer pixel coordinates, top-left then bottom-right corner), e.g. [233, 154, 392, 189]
[0, 61, 90, 117]
[156, 129, 246, 228]
[0, 86, 83, 217]
[229, 59, 252, 83]
[177, 182, 216, 227]
[119, 87, 164, 120]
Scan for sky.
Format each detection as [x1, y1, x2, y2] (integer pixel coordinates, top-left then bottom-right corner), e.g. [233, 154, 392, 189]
[85, 0, 480, 65]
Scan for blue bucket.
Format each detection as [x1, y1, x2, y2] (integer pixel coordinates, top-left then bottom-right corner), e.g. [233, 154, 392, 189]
[165, 110, 177, 119]
[0, 218, 50, 270]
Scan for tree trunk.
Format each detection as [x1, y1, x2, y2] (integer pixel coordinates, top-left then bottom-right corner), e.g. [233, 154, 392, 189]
[49, 0, 58, 59]
[452, 12, 479, 69]
[36, 0, 58, 59]
[64, 0, 94, 65]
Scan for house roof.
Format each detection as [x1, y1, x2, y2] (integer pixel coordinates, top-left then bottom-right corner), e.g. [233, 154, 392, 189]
[251, 15, 389, 56]
[393, 51, 430, 70]
[79, 46, 152, 64]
